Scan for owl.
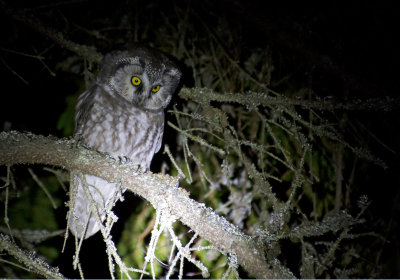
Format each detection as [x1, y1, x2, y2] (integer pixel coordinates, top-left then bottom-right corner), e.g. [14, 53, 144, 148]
[69, 45, 181, 239]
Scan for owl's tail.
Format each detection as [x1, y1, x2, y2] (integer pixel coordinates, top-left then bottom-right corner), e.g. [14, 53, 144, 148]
[68, 174, 122, 239]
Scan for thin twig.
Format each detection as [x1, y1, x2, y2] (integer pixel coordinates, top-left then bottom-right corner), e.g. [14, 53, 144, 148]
[28, 168, 57, 209]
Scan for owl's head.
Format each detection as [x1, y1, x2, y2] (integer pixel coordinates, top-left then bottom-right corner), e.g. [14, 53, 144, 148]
[97, 45, 181, 110]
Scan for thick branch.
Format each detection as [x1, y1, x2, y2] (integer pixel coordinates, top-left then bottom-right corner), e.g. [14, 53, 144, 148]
[0, 131, 280, 279]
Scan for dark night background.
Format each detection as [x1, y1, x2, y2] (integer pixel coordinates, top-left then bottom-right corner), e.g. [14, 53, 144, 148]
[1, 0, 399, 278]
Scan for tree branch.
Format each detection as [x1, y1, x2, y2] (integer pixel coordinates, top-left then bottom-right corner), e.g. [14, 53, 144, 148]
[0, 131, 280, 279]
[179, 87, 400, 111]
[0, 233, 65, 279]
[0, 1, 103, 65]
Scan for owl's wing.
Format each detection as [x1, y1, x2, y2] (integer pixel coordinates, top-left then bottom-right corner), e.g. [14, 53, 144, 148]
[74, 86, 97, 139]
[69, 174, 123, 239]
[154, 120, 164, 154]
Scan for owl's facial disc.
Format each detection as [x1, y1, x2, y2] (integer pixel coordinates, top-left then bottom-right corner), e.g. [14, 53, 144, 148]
[128, 72, 159, 106]
[104, 50, 181, 111]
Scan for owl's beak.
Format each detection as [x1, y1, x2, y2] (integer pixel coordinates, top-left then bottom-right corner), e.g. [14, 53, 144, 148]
[138, 95, 146, 106]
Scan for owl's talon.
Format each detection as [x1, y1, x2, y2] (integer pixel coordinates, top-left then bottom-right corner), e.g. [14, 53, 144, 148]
[118, 156, 130, 164]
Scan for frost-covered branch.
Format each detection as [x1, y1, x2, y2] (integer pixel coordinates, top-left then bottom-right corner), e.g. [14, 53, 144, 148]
[0, 131, 279, 278]
[179, 87, 400, 111]
[0, 233, 65, 279]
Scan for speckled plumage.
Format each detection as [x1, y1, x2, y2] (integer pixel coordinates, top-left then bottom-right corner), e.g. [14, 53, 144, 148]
[69, 45, 181, 239]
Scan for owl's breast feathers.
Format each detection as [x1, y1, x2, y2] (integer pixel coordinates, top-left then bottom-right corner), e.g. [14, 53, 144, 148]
[74, 85, 164, 169]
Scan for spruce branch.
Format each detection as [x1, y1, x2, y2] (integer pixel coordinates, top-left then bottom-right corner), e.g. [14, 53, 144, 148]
[0, 233, 65, 279]
[179, 87, 400, 111]
[0, 1, 103, 65]
[0, 131, 281, 279]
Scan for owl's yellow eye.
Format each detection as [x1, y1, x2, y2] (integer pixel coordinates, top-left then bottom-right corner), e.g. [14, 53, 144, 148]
[131, 76, 141, 86]
[151, 85, 161, 93]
